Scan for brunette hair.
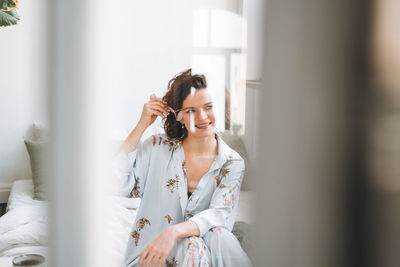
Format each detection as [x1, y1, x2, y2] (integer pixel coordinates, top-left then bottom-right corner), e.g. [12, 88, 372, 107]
[162, 69, 207, 140]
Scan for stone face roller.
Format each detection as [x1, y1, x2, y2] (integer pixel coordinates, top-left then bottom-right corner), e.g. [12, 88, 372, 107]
[170, 109, 183, 121]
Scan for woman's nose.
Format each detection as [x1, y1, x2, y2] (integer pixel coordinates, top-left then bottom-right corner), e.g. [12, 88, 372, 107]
[196, 108, 208, 120]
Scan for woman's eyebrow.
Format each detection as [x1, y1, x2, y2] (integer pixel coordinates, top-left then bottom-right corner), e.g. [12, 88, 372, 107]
[182, 106, 194, 111]
[182, 102, 213, 111]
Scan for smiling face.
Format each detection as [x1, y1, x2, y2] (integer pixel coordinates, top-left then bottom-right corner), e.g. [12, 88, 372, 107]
[179, 89, 215, 139]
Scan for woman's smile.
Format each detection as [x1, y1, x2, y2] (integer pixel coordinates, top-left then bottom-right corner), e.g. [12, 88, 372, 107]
[195, 122, 212, 129]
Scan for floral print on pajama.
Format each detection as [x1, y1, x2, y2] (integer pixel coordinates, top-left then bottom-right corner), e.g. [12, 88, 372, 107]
[113, 133, 252, 267]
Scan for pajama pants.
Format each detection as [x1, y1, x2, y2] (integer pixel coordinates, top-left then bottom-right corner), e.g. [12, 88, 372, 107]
[167, 226, 252, 267]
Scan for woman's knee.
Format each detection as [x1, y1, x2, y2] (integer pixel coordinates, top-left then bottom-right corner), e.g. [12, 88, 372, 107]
[203, 226, 239, 247]
[203, 226, 252, 266]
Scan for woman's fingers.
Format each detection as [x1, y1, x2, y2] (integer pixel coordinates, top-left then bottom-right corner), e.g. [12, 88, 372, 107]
[147, 102, 170, 115]
[165, 106, 175, 113]
[139, 246, 164, 267]
[148, 108, 165, 119]
[149, 251, 165, 267]
[158, 256, 167, 267]
[149, 95, 167, 105]
[148, 96, 174, 115]
[138, 249, 149, 267]
[148, 107, 167, 119]
[146, 99, 169, 111]
[145, 253, 155, 267]
[146, 105, 169, 119]
[151, 256, 160, 267]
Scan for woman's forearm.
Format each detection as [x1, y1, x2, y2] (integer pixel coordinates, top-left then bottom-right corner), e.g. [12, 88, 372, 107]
[120, 122, 148, 154]
[168, 220, 200, 240]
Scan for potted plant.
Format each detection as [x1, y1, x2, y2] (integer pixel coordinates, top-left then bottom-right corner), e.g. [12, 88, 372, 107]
[0, 0, 19, 27]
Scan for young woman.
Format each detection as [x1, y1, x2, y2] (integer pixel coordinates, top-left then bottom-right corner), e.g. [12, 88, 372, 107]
[114, 69, 252, 267]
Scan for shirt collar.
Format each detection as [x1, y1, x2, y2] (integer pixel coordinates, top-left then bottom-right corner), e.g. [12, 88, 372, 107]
[210, 132, 242, 172]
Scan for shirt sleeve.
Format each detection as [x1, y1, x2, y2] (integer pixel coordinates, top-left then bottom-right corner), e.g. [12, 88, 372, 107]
[111, 135, 154, 198]
[188, 158, 245, 237]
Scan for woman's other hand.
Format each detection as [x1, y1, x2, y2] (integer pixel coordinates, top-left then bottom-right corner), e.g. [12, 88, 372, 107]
[138, 227, 177, 267]
[138, 94, 170, 129]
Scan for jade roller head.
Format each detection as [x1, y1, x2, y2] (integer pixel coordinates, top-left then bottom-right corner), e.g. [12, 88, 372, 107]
[169, 108, 183, 121]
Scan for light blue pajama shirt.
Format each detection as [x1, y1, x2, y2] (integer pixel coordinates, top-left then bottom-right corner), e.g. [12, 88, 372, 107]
[113, 133, 252, 267]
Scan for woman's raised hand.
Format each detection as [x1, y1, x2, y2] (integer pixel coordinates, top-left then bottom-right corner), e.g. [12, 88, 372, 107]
[121, 94, 171, 154]
[138, 94, 171, 128]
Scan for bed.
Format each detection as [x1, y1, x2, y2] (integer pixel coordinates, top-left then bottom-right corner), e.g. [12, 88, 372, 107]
[0, 179, 142, 266]
[0, 179, 253, 265]
[0, 179, 48, 258]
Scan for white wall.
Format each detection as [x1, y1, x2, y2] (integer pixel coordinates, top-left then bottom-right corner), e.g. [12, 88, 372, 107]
[109, 0, 193, 140]
[0, 0, 49, 186]
[0, 0, 196, 187]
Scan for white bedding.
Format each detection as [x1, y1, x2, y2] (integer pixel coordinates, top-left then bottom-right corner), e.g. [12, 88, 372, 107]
[0, 179, 140, 266]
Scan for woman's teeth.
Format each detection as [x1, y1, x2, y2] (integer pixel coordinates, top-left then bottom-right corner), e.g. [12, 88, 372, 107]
[195, 122, 211, 128]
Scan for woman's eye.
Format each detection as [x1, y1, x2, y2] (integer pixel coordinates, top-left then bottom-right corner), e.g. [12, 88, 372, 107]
[206, 105, 213, 110]
[186, 110, 195, 114]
